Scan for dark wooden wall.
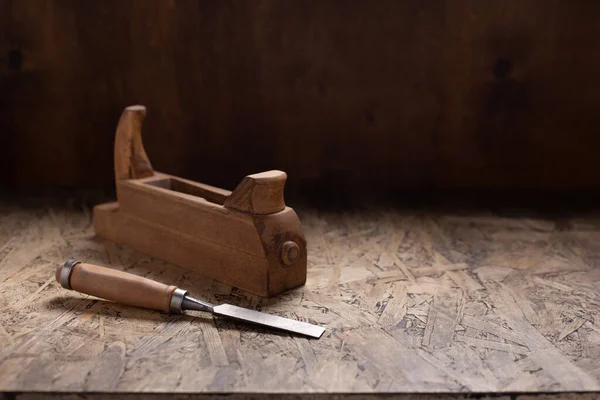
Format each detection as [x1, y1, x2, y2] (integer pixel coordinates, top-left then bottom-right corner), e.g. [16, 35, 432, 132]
[2, 1, 600, 200]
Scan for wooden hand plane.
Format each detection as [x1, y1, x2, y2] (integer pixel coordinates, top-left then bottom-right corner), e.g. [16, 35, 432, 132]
[93, 105, 307, 297]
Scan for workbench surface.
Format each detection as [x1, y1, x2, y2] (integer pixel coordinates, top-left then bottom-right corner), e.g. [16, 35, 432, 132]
[1, 197, 600, 398]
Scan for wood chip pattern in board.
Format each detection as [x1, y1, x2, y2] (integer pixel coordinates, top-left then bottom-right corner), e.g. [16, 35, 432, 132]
[1, 199, 600, 395]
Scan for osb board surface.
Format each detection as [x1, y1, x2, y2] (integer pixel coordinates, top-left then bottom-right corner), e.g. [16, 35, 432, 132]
[4, 395, 600, 400]
[1, 199, 600, 394]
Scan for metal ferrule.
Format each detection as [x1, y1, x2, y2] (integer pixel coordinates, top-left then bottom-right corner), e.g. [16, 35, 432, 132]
[59, 259, 81, 290]
[169, 288, 188, 313]
[181, 295, 215, 313]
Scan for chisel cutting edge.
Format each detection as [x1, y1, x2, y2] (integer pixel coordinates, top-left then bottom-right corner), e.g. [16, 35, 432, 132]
[56, 260, 325, 339]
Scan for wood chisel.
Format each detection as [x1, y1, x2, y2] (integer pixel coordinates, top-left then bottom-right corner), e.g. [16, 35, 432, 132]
[56, 260, 325, 339]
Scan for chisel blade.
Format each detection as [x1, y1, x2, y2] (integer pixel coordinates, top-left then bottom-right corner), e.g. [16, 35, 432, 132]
[213, 304, 325, 339]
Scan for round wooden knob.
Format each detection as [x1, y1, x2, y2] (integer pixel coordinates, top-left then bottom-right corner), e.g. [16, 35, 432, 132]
[281, 241, 300, 265]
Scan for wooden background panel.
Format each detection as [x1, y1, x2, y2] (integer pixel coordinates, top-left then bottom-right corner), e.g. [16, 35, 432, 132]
[1, 0, 600, 198]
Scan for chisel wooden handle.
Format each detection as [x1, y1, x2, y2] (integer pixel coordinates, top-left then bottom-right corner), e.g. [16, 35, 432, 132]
[55, 260, 187, 312]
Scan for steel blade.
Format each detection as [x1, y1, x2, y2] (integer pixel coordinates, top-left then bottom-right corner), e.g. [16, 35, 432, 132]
[213, 304, 325, 339]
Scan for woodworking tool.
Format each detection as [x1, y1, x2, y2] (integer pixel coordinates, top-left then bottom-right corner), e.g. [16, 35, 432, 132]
[56, 260, 324, 339]
[93, 105, 306, 298]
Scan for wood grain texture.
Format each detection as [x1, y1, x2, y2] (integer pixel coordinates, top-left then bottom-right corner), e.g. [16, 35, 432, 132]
[2, 196, 600, 396]
[60, 262, 177, 313]
[115, 174, 265, 257]
[98, 104, 307, 297]
[225, 171, 287, 215]
[96, 170, 307, 297]
[3, 1, 600, 196]
[93, 202, 272, 297]
[114, 105, 154, 183]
